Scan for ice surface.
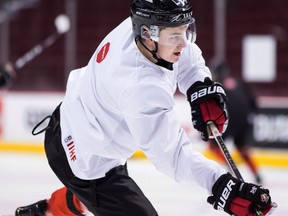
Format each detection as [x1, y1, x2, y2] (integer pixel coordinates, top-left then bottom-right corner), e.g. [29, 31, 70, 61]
[0, 152, 286, 215]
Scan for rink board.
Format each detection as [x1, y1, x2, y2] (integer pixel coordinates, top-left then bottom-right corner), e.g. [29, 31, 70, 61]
[0, 92, 288, 167]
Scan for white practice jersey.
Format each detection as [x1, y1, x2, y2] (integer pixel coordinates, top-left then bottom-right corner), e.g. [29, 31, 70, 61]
[60, 17, 226, 194]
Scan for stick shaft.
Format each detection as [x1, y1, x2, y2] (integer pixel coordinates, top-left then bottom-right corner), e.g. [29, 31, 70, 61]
[14, 32, 60, 69]
[207, 121, 264, 216]
[208, 121, 243, 181]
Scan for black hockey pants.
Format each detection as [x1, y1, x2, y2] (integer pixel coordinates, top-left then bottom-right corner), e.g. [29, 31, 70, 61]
[43, 104, 158, 216]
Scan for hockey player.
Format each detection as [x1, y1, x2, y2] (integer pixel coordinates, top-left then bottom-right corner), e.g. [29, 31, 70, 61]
[15, 0, 274, 215]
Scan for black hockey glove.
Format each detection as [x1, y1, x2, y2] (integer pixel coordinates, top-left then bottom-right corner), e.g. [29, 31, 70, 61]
[208, 173, 273, 216]
[0, 62, 15, 88]
[187, 77, 228, 141]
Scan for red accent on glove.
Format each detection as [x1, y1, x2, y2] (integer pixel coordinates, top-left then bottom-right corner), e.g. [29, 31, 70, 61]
[199, 98, 226, 133]
[230, 197, 273, 216]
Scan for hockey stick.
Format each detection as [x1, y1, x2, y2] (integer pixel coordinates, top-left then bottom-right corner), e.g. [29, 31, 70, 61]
[207, 121, 244, 181]
[13, 14, 70, 70]
[0, 14, 70, 88]
[207, 121, 264, 216]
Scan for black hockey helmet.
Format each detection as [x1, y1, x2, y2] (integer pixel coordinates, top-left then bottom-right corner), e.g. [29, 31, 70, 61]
[130, 0, 196, 44]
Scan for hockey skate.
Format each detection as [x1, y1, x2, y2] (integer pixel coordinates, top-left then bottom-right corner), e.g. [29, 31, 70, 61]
[15, 199, 47, 216]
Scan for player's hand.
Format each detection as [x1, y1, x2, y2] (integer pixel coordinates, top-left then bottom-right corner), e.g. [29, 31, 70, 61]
[0, 62, 16, 88]
[186, 77, 228, 141]
[207, 173, 274, 216]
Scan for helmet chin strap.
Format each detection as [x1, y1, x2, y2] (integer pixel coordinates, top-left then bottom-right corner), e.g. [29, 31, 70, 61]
[136, 36, 174, 70]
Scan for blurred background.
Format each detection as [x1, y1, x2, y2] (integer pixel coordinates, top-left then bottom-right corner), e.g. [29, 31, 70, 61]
[0, 0, 287, 215]
[1, 0, 287, 94]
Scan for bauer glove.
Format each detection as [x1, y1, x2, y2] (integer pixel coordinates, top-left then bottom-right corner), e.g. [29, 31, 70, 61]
[187, 77, 228, 141]
[208, 173, 273, 216]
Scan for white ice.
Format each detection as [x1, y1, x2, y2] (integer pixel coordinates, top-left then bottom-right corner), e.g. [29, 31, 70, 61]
[0, 152, 286, 216]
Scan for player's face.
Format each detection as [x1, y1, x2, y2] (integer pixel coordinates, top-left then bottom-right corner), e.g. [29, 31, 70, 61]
[156, 25, 189, 63]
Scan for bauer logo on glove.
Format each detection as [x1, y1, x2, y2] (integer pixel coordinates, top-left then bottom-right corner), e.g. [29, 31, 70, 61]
[189, 82, 226, 103]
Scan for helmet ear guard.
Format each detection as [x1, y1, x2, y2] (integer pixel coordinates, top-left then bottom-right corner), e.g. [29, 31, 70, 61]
[140, 25, 162, 41]
[140, 25, 152, 40]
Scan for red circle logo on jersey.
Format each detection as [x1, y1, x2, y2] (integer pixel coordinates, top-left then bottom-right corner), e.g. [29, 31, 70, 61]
[96, 42, 110, 63]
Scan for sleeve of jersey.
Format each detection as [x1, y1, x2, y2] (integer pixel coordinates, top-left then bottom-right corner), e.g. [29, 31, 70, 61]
[119, 84, 226, 193]
[177, 43, 212, 95]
